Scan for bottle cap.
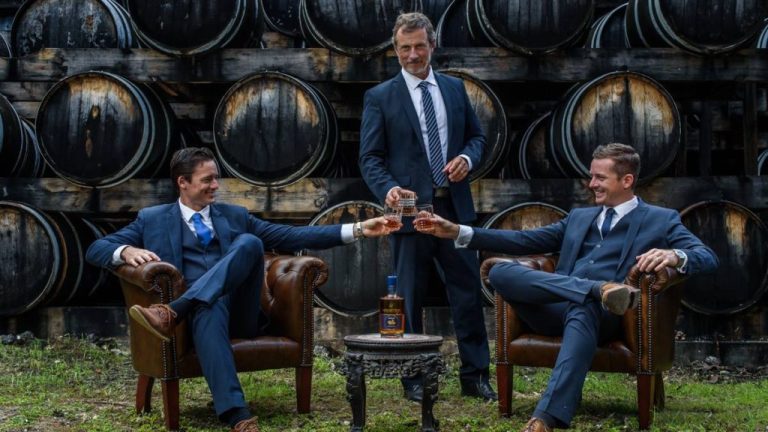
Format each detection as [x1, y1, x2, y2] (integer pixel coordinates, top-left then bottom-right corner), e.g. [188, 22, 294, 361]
[387, 275, 397, 294]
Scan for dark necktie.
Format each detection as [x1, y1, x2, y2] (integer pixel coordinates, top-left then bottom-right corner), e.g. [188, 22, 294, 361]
[417, 81, 448, 187]
[191, 213, 213, 247]
[601, 207, 615, 238]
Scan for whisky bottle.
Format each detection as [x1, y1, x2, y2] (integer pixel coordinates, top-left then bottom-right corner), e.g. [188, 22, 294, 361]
[379, 275, 405, 338]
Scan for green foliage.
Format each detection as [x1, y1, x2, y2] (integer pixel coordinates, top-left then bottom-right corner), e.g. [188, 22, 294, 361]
[0, 336, 766, 431]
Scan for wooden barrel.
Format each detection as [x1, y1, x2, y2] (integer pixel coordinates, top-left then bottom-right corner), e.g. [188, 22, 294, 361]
[213, 71, 338, 187]
[757, 20, 768, 48]
[36, 71, 174, 188]
[261, 0, 301, 37]
[759, 149, 767, 175]
[0, 201, 63, 316]
[0, 31, 10, 57]
[468, 0, 595, 54]
[303, 201, 392, 317]
[126, 0, 263, 56]
[549, 71, 680, 182]
[437, 0, 476, 48]
[586, 2, 630, 48]
[421, 0, 452, 29]
[516, 112, 565, 179]
[680, 200, 768, 315]
[440, 69, 507, 181]
[70, 217, 110, 299]
[626, 0, 768, 54]
[0, 94, 46, 177]
[298, 0, 420, 56]
[11, 0, 135, 57]
[479, 202, 568, 303]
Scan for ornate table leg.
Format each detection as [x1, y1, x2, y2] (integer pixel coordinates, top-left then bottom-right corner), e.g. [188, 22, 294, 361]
[345, 353, 366, 432]
[421, 353, 440, 432]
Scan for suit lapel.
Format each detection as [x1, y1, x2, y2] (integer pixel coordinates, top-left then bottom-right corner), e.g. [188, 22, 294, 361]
[210, 205, 232, 253]
[618, 200, 648, 269]
[165, 204, 183, 270]
[394, 73, 426, 153]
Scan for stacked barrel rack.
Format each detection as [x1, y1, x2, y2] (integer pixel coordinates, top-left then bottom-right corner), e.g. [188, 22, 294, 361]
[0, 0, 767, 365]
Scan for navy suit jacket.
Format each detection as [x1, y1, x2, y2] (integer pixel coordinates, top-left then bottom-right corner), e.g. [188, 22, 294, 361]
[469, 199, 719, 282]
[359, 70, 485, 224]
[86, 202, 343, 271]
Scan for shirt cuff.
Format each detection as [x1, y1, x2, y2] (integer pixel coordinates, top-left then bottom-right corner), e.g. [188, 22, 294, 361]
[341, 224, 355, 243]
[111, 245, 128, 266]
[454, 224, 474, 248]
[674, 249, 689, 274]
[459, 154, 473, 171]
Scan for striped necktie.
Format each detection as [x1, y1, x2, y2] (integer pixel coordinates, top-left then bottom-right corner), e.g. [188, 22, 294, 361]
[418, 81, 448, 187]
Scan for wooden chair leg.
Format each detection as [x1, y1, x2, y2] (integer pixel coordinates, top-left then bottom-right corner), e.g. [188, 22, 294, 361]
[136, 374, 154, 414]
[636, 373, 655, 430]
[653, 372, 665, 410]
[161, 379, 180, 431]
[296, 365, 312, 414]
[497, 363, 513, 417]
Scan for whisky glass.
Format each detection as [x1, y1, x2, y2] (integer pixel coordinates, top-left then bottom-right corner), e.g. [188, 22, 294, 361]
[414, 204, 435, 232]
[399, 190, 417, 217]
[383, 205, 403, 229]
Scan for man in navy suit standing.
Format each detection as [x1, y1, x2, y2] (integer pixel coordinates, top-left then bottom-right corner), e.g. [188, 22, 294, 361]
[86, 147, 394, 431]
[359, 12, 496, 402]
[416, 143, 719, 431]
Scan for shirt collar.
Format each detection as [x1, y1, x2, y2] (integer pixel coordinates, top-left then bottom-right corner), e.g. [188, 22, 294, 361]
[401, 67, 437, 91]
[604, 196, 639, 220]
[178, 199, 211, 222]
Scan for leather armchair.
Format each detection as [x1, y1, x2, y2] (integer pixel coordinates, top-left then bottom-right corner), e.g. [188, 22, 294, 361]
[481, 255, 683, 430]
[114, 253, 328, 431]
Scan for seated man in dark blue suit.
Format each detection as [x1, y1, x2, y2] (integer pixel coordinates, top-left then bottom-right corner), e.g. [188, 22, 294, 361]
[415, 143, 719, 431]
[86, 147, 395, 432]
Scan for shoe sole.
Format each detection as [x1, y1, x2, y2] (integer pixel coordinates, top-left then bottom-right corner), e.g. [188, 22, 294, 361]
[129, 306, 171, 342]
[602, 286, 638, 315]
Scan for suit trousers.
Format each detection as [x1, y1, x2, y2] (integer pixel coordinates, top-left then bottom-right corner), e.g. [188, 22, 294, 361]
[392, 196, 490, 380]
[488, 261, 621, 426]
[184, 234, 266, 416]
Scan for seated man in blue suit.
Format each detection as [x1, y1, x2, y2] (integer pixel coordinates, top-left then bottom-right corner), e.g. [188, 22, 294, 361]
[415, 143, 719, 431]
[86, 147, 395, 432]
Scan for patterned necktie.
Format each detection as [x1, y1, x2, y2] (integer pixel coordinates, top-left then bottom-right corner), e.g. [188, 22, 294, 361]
[600, 207, 615, 238]
[418, 81, 448, 187]
[191, 213, 213, 247]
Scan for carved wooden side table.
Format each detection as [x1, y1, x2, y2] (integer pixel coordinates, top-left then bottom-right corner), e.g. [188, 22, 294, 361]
[341, 333, 445, 432]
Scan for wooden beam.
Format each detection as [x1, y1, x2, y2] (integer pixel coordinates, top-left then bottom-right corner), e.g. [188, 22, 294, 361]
[2, 177, 767, 215]
[11, 48, 768, 84]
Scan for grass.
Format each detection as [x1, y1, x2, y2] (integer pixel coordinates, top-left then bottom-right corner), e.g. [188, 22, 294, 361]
[0, 336, 767, 431]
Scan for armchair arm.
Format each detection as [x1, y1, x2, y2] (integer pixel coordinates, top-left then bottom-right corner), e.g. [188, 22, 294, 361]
[261, 254, 328, 367]
[481, 255, 558, 365]
[621, 265, 685, 373]
[113, 261, 190, 379]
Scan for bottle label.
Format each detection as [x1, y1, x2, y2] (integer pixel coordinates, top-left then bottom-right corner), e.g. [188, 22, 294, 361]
[380, 313, 404, 334]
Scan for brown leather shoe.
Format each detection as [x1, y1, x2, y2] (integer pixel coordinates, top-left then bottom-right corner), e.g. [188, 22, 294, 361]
[522, 417, 552, 432]
[128, 304, 177, 342]
[600, 282, 640, 315]
[232, 416, 260, 432]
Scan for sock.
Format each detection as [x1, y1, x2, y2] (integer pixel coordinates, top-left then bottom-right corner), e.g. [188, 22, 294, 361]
[220, 406, 252, 427]
[168, 298, 197, 321]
